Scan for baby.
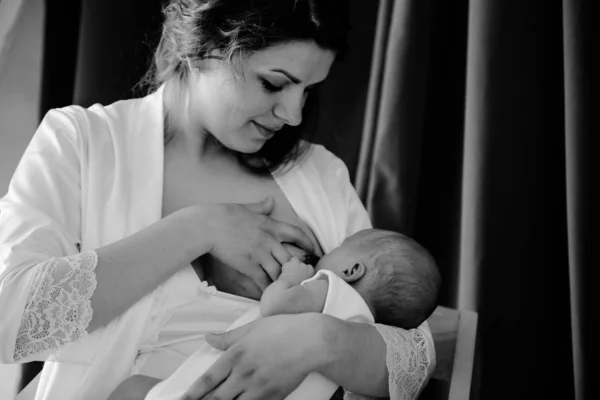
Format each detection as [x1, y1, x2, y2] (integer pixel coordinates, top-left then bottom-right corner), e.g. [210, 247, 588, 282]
[109, 228, 440, 399]
[261, 228, 440, 330]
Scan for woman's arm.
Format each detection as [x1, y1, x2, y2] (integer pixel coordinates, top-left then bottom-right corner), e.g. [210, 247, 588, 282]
[93, 196, 315, 331]
[3, 199, 310, 363]
[88, 206, 214, 331]
[182, 313, 433, 400]
[317, 317, 433, 399]
[2, 203, 217, 363]
[316, 316, 389, 397]
[0, 109, 314, 363]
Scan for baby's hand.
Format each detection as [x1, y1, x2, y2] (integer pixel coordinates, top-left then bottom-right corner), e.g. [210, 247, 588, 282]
[280, 257, 315, 284]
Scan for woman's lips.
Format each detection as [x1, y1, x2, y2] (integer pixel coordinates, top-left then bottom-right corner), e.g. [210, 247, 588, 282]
[252, 121, 276, 139]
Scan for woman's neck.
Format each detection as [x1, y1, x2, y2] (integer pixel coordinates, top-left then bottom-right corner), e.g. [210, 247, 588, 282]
[162, 79, 227, 159]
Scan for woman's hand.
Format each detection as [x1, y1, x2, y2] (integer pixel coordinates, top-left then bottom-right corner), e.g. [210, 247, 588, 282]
[185, 314, 392, 399]
[201, 196, 316, 291]
[182, 314, 328, 400]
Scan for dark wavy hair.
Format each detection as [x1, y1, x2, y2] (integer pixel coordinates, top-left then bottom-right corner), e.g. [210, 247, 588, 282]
[140, 0, 350, 174]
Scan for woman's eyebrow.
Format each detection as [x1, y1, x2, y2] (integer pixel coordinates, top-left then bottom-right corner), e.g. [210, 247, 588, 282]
[270, 68, 324, 90]
[271, 68, 302, 84]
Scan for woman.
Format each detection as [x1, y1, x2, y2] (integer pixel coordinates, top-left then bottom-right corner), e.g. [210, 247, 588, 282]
[0, 1, 435, 399]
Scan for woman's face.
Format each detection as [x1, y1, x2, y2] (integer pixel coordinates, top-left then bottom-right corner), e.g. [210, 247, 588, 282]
[187, 41, 336, 153]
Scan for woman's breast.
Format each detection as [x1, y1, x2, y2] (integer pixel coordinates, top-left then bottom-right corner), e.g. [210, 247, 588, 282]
[162, 151, 322, 253]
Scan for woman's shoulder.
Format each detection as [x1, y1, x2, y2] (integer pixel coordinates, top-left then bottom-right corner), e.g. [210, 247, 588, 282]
[291, 141, 356, 201]
[292, 142, 371, 241]
[46, 97, 144, 131]
[39, 95, 153, 146]
[299, 141, 348, 174]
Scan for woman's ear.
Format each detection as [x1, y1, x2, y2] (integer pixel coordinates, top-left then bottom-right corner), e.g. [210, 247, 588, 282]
[341, 262, 366, 283]
[186, 57, 200, 74]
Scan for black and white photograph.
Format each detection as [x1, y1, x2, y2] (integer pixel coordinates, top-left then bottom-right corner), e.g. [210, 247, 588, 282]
[0, 1, 593, 399]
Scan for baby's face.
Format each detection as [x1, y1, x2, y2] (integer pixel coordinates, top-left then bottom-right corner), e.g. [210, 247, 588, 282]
[282, 240, 361, 281]
[284, 230, 384, 283]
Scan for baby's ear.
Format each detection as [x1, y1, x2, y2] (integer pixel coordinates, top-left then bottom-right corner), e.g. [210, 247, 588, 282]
[341, 262, 366, 283]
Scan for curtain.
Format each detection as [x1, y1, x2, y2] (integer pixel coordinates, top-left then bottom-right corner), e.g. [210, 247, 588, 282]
[563, 1, 593, 399]
[0, 0, 27, 73]
[357, 0, 593, 399]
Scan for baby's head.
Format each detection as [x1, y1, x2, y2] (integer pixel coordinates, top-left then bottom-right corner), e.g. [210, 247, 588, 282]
[310, 229, 441, 329]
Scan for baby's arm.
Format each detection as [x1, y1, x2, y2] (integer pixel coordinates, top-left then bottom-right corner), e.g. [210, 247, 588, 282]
[260, 258, 328, 317]
[107, 374, 162, 400]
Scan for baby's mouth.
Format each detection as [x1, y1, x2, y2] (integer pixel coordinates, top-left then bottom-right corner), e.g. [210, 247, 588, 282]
[301, 253, 321, 267]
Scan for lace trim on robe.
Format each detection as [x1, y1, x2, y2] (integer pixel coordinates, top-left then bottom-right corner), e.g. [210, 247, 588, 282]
[344, 324, 431, 400]
[13, 251, 98, 361]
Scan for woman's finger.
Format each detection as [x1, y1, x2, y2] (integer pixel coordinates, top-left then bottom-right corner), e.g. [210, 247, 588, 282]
[259, 253, 281, 282]
[271, 242, 292, 265]
[272, 221, 314, 254]
[241, 260, 271, 291]
[198, 378, 243, 400]
[235, 390, 266, 400]
[205, 322, 258, 351]
[183, 356, 232, 399]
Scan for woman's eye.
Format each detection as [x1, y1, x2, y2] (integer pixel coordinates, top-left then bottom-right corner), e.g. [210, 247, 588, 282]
[261, 79, 283, 93]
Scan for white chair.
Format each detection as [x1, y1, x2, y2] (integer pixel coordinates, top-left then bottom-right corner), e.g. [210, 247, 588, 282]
[422, 306, 479, 400]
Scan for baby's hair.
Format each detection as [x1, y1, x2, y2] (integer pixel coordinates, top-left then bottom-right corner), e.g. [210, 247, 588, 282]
[362, 231, 441, 329]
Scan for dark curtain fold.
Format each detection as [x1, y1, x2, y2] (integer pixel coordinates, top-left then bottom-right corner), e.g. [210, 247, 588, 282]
[358, 0, 592, 399]
[458, 2, 573, 398]
[38, 0, 81, 120]
[355, 0, 431, 235]
[563, 1, 594, 399]
[72, 0, 164, 107]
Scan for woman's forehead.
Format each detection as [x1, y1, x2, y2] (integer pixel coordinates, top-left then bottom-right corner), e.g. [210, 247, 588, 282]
[248, 41, 336, 84]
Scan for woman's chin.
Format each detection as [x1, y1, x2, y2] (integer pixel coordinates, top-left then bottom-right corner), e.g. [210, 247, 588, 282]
[233, 137, 267, 154]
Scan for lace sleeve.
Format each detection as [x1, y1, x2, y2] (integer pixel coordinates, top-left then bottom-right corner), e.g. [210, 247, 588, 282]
[341, 324, 432, 400]
[366, 324, 431, 400]
[13, 251, 99, 362]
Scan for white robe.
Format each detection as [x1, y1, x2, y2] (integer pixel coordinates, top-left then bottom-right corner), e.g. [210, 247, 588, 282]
[0, 87, 435, 400]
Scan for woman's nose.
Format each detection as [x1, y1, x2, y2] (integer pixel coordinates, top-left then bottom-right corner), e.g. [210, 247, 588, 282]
[274, 91, 305, 127]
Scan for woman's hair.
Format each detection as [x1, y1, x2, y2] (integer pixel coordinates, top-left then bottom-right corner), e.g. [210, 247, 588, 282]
[140, 0, 350, 174]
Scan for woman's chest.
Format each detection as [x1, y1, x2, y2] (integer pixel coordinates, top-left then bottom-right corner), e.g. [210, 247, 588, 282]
[161, 150, 317, 246]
